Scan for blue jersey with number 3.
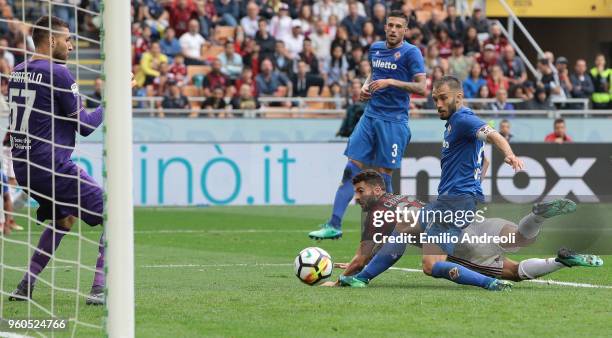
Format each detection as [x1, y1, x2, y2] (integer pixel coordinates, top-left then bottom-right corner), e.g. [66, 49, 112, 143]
[366, 41, 425, 123]
[438, 106, 487, 198]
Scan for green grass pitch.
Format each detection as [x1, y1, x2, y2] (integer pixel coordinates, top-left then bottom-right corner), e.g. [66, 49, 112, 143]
[1, 205, 611, 337]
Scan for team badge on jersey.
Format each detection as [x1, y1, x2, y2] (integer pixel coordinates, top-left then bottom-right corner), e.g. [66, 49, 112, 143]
[394, 51, 401, 60]
[447, 125, 452, 133]
[448, 267, 460, 280]
[375, 51, 380, 55]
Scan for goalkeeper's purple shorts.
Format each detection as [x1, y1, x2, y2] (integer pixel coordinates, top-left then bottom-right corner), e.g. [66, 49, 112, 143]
[14, 162, 103, 226]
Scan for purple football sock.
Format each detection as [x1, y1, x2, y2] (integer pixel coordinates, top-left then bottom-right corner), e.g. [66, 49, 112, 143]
[92, 233, 105, 289]
[22, 223, 70, 287]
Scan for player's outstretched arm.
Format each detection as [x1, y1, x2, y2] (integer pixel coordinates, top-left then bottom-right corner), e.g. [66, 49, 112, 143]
[478, 126, 525, 171]
[369, 74, 426, 96]
[342, 240, 375, 277]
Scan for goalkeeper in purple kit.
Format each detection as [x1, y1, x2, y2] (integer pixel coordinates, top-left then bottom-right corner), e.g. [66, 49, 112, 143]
[7, 16, 106, 305]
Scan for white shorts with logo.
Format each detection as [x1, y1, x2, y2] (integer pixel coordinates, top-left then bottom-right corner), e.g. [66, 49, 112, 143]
[448, 218, 517, 278]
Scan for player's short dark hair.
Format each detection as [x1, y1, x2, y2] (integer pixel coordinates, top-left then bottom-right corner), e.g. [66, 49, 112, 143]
[554, 118, 565, 126]
[32, 16, 69, 48]
[387, 10, 407, 23]
[352, 170, 386, 191]
[433, 76, 462, 92]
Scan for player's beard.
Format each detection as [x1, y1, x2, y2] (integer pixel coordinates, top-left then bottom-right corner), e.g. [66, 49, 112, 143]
[440, 98, 458, 120]
[359, 195, 379, 211]
[52, 49, 68, 64]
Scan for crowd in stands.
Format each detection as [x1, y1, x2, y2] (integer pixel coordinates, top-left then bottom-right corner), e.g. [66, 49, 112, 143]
[0, 0, 611, 117]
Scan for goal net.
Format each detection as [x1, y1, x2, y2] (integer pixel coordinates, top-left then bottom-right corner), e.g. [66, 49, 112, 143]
[0, 1, 133, 337]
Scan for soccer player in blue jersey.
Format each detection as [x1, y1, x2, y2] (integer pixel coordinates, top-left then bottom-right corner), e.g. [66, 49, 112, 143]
[342, 76, 528, 290]
[7, 16, 107, 305]
[309, 10, 426, 240]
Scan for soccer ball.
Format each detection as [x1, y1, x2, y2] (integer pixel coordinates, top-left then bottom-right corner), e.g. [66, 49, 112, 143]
[294, 247, 333, 285]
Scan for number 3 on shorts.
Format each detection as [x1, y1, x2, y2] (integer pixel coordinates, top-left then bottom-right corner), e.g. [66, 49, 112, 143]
[391, 143, 398, 158]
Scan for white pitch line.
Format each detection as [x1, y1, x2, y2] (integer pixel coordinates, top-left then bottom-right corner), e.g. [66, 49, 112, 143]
[0, 332, 35, 338]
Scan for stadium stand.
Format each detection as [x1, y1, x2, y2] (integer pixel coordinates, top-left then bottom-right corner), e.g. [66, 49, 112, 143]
[0, 0, 609, 118]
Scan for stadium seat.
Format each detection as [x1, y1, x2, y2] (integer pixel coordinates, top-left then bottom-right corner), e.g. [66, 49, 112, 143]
[214, 26, 236, 43]
[201, 45, 224, 61]
[187, 65, 211, 85]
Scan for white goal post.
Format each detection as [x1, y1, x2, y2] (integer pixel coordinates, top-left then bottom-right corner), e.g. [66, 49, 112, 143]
[103, 0, 134, 337]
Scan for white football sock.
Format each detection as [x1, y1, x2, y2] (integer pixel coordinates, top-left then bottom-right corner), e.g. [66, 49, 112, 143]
[518, 258, 564, 280]
[518, 212, 545, 239]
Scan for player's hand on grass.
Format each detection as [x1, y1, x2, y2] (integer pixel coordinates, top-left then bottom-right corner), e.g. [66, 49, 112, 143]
[369, 79, 393, 92]
[320, 280, 339, 287]
[504, 154, 525, 171]
[333, 262, 349, 269]
[359, 85, 371, 101]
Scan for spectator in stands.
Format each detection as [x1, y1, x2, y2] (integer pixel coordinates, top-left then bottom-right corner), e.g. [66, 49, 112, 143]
[492, 88, 514, 111]
[234, 67, 257, 97]
[359, 21, 377, 48]
[355, 59, 371, 84]
[337, 79, 365, 137]
[478, 44, 498, 77]
[484, 24, 508, 54]
[537, 57, 565, 102]
[180, 19, 207, 65]
[297, 4, 314, 35]
[0, 38, 14, 68]
[215, 0, 239, 27]
[202, 58, 230, 97]
[529, 87, 554, 110]
[463, 26, 481, 56]
[498, 119, 513, 142]
[196, 0, 217, 39]
[448, 40, 472, 81]
[340, 1, 367, 38]
[409, 27, 426, 56]
[256, 58, 290, 105]
[545, 118, 573, 143]
[169, 54, 188, 86]
[487, 64, 509, 97]
[510, 85, 529, 109]
[347, 46, 364, 75]
[499, 45, 526, 86]
[270, 3, 292, 41]
[331, 25, 351, 54]
[137, 41, 168, 87]
[286, 20, 305, 59]
[133, 23, 152, 64]
[310, 19, 332, 65]
[291, 60, 322, 98]
[444, 4, 465, 41]
[424, 10, 444, 42]
[273, 41, 295, 77]
[463, 63, 486, 98]
[313, 0, 347, 23]
[589, 53, 610, 109]
[570, 59, 594, 105]
[467, 7, 489, 34]
[424, 41, 441, 73]
[160, 27, 181, 62]
[255, 18, 276, 60]
[218, 41, 243, 80]
[161, 80, 189, 117]
[325, 45, 349, 86]
[299, 38, 320, 75]
[555, 56, 573, 99]
[371, 3, 386, 37]
[231, 83, 260, 111]
[202, 87, 228, 116]
[86, 78, 103, 108]
[436, 27, 453, 59]
[472, 85, 492, 110]
[167, 0, 198, 37]
[240, 1, 260, 38]
[151, 62, 171, 96]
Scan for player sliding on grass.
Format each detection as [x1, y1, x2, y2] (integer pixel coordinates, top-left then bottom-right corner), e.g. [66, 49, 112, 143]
[6, 16, 116, 305]
[323, 171, 603, 289]
[308, 10, 426, 240]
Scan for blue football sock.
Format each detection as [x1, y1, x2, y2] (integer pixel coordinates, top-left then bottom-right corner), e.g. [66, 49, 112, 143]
[328, 161, 361, 229]
[431, 261, 495, 289]
[380, 172, 393, 193]
[356, 232, 407, 281]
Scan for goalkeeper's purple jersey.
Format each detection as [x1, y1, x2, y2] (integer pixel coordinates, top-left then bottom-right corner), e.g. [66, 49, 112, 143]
[8, 59, 82, 170]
